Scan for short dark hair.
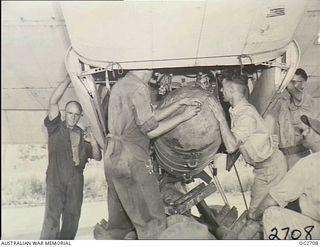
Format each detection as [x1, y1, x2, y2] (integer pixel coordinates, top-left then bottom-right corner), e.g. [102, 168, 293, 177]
[65, 101, 83, 113]
[221, 70, 249, 96]
[295, 68, 308, 81]
[221, 70, 248, 86]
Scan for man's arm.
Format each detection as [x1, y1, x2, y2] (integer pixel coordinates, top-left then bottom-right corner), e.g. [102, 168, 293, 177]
[154, 98, 201, 121]
[217, 118, 241, 153]
[207, 98, 241, 153]
[48, 75, 71, 120]
[132, 86, 201, 139]
[147, 105, 200, 139]
[91, 141, 102, 161]
[84, 127, 102, 161]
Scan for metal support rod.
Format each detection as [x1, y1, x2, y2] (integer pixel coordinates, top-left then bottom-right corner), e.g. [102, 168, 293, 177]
[209, 163, 230, 207]
[214, 176, 230, 208]
[233, 165, 249, 211]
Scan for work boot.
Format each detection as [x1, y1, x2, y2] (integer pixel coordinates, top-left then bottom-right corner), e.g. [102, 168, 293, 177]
[237, 219, 263, 239]
[94, 223, 113, 240]
[93, 219, 115, 240]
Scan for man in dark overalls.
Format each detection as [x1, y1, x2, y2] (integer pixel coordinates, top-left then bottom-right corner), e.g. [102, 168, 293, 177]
[40, 75, 102, 240]
[104, 70, 201, 239]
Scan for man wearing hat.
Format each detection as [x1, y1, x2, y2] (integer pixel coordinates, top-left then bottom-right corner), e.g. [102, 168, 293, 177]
[248, 115, 320, 239]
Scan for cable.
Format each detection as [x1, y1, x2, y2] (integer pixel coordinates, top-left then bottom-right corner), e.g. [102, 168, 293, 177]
[106, 62, 123, 76]
[233, 164, 249, 211]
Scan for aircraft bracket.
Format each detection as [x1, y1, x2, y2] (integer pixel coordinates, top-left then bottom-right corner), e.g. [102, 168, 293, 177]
[78, 67, 107, 77]
[258, 60, 290, 70]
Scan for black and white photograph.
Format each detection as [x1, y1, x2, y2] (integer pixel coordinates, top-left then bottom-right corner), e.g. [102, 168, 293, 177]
[1, 0, 320, 242]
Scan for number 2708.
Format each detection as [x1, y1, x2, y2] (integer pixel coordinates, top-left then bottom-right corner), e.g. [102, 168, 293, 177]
[268, 225, 314, 240]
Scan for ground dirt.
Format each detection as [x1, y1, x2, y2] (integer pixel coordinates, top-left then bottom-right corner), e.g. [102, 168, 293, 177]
[1, 192, 249, 240]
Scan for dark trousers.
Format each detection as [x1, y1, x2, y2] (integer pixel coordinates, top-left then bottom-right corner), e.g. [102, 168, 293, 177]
[40, 174, 84, 240]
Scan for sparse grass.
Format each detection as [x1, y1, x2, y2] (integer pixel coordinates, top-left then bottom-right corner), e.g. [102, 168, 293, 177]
[2, 145, 107, 205]
[83, 160, 107, 201]
[2, 175, 46, 205]
[213, 154, 254, 193]
[2, 145, 254, 206]
[2, 163, 107, 205]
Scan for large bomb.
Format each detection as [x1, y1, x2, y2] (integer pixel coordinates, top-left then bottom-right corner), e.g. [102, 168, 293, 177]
[154, 86, 222, 180]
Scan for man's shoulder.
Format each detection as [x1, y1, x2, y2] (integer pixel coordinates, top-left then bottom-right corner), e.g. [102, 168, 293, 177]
[112, 76, 144, 95]
[235, 101, 260, 118]
[304, 93, 320, 111]
[292, 152, 320, 172]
